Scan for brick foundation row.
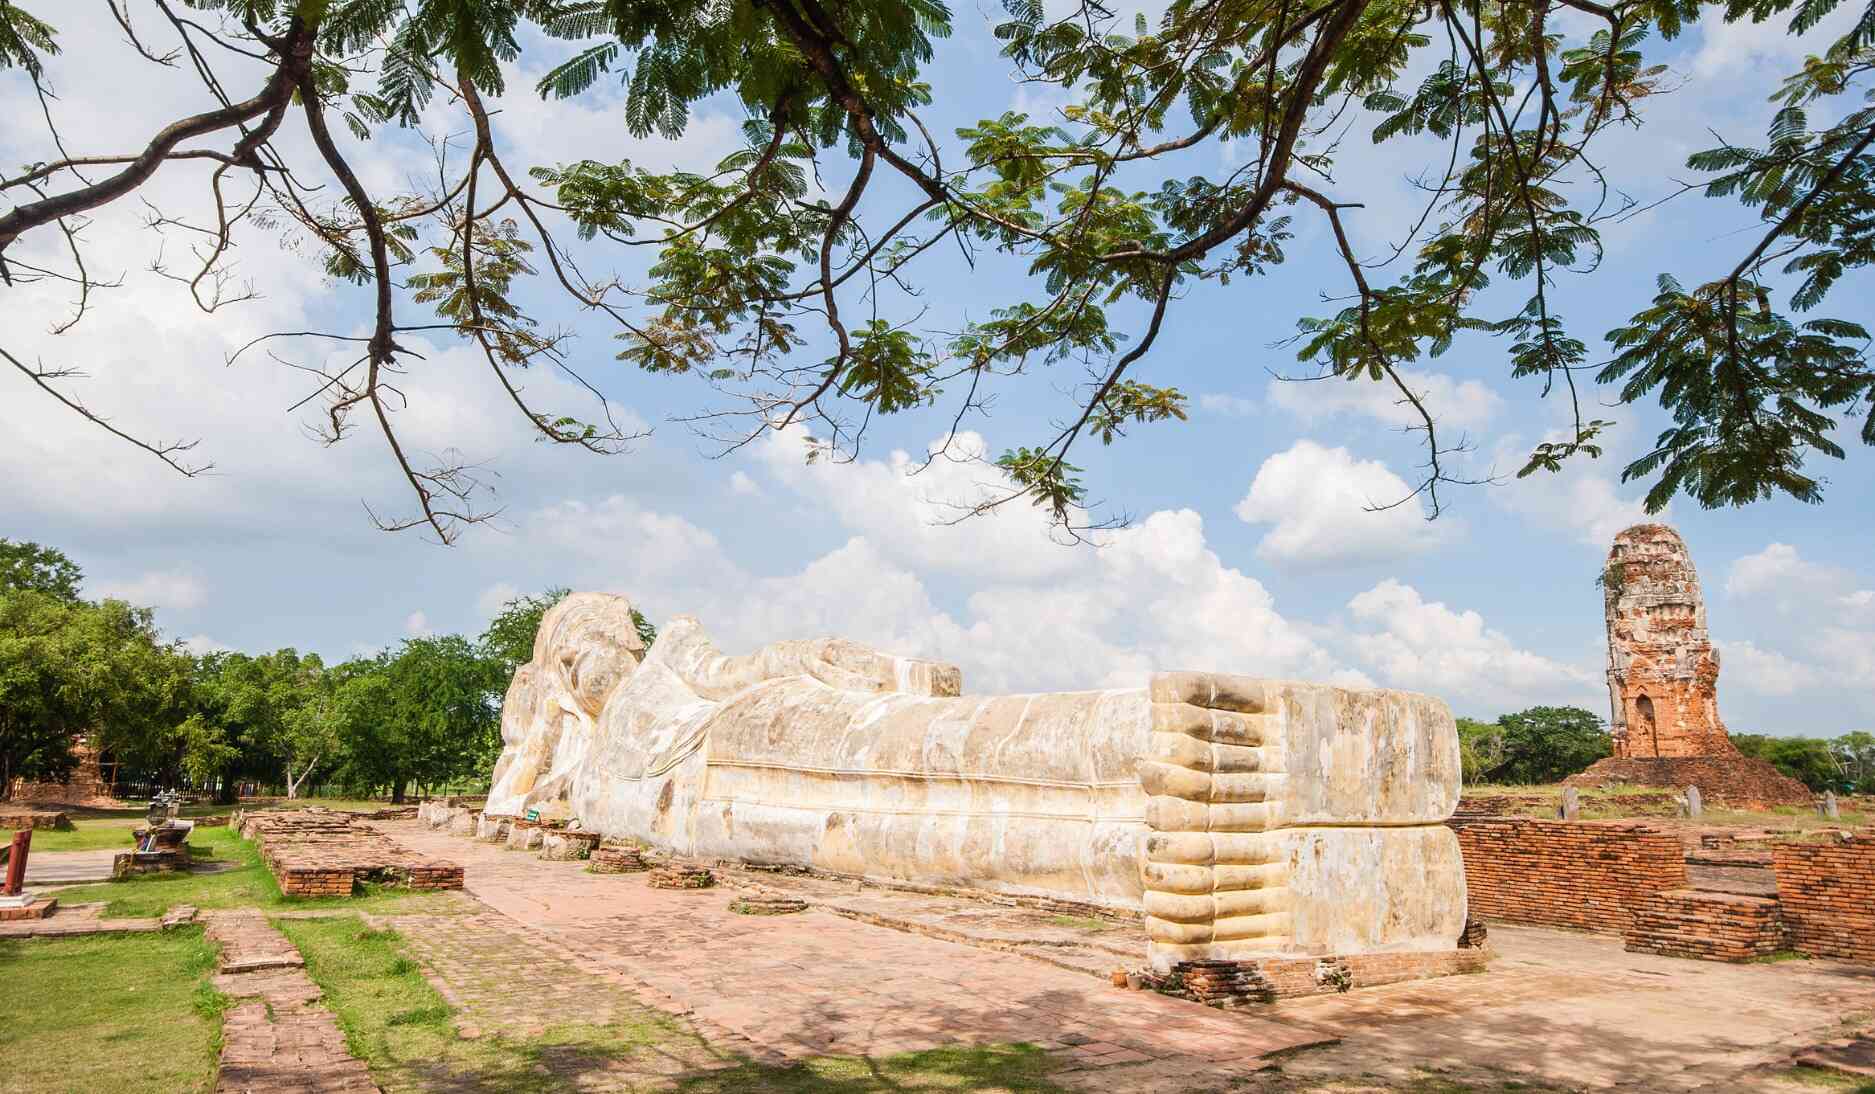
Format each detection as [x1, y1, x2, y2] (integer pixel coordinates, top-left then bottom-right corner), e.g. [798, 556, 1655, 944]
[236, 808, 463, 898]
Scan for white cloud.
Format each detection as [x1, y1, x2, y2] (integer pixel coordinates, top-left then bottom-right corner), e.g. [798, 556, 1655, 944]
[754, 428, 1084, 583]
[1719, 640, 1822, 697]
[1234, 441, 1450, 568]
[1345, 579, 1600, 712]
[91, 569, 208, 611]
[1491, 429, 1656, 548]
[728, 471, 761, 496]
[1199, 393, 1258, 416]
[1726, 542, 1837, 602]
[1265, 369, 1502, 431]
[403, 611, 432, 637]
[180, 634, 231, 656]
[476, 582, 521, 618]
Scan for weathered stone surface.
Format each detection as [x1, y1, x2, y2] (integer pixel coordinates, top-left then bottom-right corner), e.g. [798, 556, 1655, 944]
[485, 594, 1467, 971]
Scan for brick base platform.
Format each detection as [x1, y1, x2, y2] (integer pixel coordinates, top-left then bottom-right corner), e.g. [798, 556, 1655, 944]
[0, 809, 71, 830]
[1562, 755, 1813, 808]
[1164, 948, 1491, 1007]
[1623, 890, 1788, 961]
[238, 808, 463, 898]
[0, 897, 57, 921]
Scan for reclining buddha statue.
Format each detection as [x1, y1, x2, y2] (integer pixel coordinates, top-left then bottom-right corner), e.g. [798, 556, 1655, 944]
[486, 592, 1468, 972]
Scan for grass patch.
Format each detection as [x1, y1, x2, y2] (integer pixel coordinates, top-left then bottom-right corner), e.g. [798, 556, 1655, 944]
[673, 1044, 1064, 1092]
[1775, 1065, 1875, 1092]
[0, 927, 224, 1093]
[41, 825, 469, 918]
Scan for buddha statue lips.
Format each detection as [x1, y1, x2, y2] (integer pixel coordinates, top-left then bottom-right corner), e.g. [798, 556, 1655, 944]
[488, 592, 1469, 971]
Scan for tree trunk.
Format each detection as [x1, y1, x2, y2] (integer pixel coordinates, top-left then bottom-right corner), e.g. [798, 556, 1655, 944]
[391, 779, 407, 804]
[216, 766, 238, 805]
[284, 755, 319, 799]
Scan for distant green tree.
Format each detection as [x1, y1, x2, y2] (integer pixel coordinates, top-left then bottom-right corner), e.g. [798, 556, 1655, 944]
[338, 637, 505, 802]
[179, 649, 326, 803]
[479, 588, 570, 677]
[1833, 732, 1875, 792]
[1455, 717, 1504, 785]
[0, 540, 82, 602]
[1468, 706, 1612, 786]
[0, 590, 191, 798]
[1734, 733, 1846, 792]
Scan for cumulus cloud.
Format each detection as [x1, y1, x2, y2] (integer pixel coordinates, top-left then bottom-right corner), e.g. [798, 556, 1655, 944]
[1718, 640, 1822, 697]
[403, 611, 432, 637]
[1265, 370, 1502, 431]
[1710, 543, 1875, 726]
[1198, 393, 1258, 416]
[1344, 579, 1600, 713]
[90, 569, 209, 611]
[476, 582, 521, 618]
[1234, 441, 1451, 568]
[1725, 542, 1839, 603]
[1491, 432, 1656, 548]
[728, 471, 761, 496]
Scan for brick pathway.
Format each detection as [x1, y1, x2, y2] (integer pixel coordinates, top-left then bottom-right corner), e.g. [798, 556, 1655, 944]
[379, 820, 1331, 1084]
[0, 899, 159, 937]
[206, 911, 378, 1093]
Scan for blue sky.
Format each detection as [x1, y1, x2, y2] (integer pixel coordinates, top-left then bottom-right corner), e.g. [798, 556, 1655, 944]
[1, 2, 1870, 733]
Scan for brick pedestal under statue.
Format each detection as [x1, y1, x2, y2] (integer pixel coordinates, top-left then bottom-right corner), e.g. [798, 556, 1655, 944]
[1564, 524, 1811, 807]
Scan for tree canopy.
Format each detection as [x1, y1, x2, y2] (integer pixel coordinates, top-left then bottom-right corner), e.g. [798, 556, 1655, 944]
[2, 0, 1871, 540]
[1458, 704, 1612, 783]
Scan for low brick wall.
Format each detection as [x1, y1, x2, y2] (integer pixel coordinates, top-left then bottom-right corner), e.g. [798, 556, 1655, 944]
[1452, 818, 1688, 933]
[1773, 839, 1875, 963]
[0, 810, 71, 831]
[1624, 890, 1787, 962]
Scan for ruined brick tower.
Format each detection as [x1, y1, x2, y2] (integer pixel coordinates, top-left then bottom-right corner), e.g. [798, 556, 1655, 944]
[1565, 523, 1812, 806]
[1603, 523, 1737, 759]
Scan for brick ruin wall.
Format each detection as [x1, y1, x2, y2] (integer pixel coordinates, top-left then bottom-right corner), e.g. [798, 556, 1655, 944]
[5, 738, 119, 806]
[237, 809, 463, 898]
[1451, 818, 1689, 933]
[1772, 839, 1875, 964]
[1624, 890, 1788, 962]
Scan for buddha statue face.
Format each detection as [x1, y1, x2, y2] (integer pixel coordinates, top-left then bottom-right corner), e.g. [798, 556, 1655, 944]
[485, 593, 646, 817]
[542, 594, 646, 717]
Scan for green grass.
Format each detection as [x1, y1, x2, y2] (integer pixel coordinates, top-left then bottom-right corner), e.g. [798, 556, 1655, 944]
[0, 927, 225, 1094]
[1775, 1065, 1875, 1092]
[41, 825, 469, 918]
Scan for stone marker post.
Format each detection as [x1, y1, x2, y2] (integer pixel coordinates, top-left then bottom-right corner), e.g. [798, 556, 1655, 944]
[1559, 786, 1580, 821]
[1684, 785, 1703, 819]
[2, 830, 30, 897]
[1821, 791, 1840, 820]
